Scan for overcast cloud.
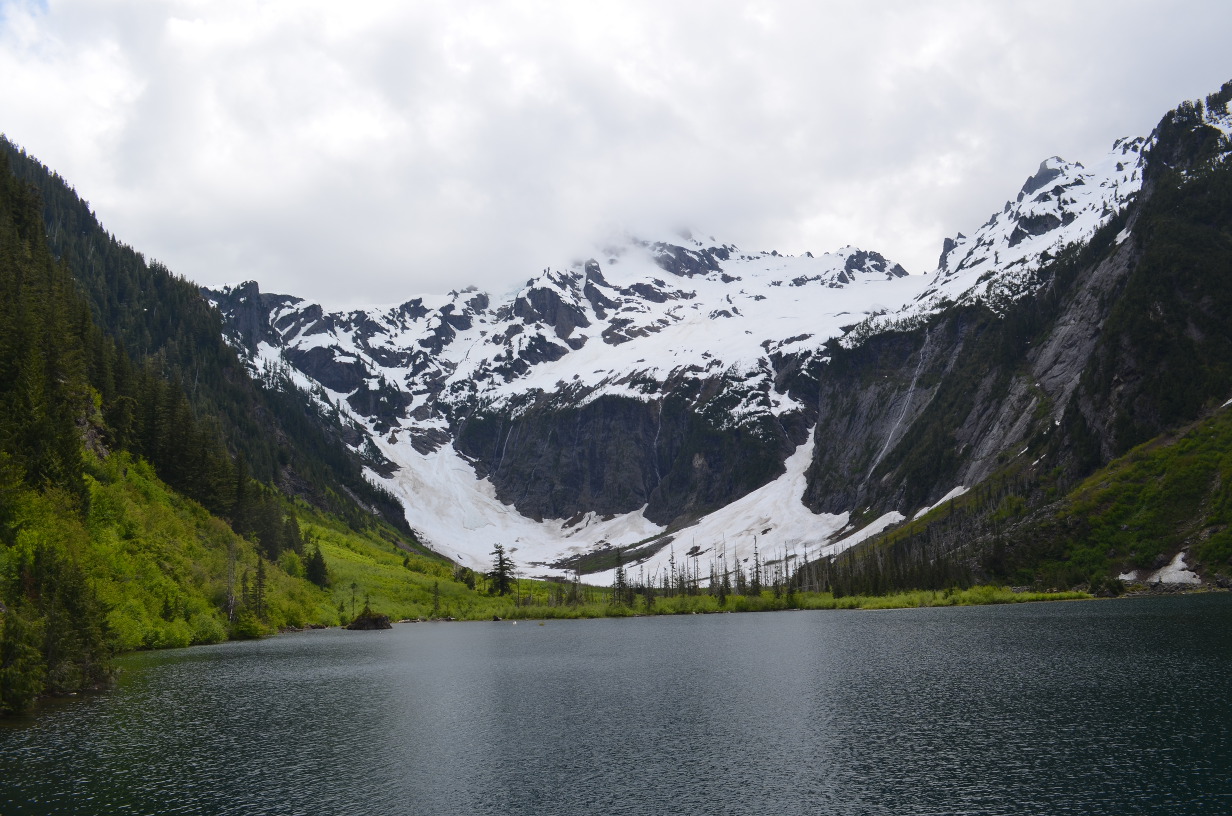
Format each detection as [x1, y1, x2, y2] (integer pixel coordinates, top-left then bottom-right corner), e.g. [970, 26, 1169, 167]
[1, 0, 1229, 307]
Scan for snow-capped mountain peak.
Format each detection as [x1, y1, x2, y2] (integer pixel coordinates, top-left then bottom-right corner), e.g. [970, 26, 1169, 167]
[922, 136, 1147, 310]
[205, 86, 1231, 579]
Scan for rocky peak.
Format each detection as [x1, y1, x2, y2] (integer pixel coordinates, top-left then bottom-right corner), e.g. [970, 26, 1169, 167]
[205, 280, 302, 352]
[1018, 157, 1066, 198]
[844, 248, 909, 279]
[920, 137, 1146, 311]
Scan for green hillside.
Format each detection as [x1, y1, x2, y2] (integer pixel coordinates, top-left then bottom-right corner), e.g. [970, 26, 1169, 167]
[1009, 404, 1232, 587]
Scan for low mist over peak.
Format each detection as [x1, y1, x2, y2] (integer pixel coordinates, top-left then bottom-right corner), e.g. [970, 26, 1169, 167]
[3, 1, 1231, 306]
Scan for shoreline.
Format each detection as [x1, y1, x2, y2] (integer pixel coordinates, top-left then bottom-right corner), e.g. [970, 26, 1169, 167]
[6, 584, 1222, 719]
[289, 580, 1228, 630]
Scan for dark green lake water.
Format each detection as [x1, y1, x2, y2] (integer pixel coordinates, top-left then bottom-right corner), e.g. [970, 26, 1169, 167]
[3, 594, 1232, 815]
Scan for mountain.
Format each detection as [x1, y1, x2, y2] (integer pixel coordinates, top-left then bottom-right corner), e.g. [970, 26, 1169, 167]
[207, 80, 1232, 585]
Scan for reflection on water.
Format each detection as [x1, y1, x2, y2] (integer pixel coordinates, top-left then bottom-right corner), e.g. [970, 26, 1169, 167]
[4, 594, 1232, 815]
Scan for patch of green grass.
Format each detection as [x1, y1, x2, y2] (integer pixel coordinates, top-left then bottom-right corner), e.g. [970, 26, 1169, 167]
[418, 585, 1094, 621]
[834, 586, 1089, 609]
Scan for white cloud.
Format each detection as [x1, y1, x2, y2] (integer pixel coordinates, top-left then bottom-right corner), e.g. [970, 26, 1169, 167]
[2, 0, 1230, 307]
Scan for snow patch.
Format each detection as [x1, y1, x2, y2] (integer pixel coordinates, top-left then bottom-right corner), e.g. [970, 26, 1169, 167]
[1146, 551, 1202, 585]
[376, 427, 848, 584]
[913, 485, 970, 519]
[618, 427, 849, 584]
[823, 511, 906, 558]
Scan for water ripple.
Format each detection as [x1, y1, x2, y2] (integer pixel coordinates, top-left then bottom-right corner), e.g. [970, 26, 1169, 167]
[3, 596, 1232, 815]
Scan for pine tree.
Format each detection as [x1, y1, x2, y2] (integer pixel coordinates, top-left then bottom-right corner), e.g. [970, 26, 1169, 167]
[489, 544, 513, 596]
[253, 558, 267, 621]
[252, 495, 284, 561]
[305, 544, 329, 588]
[750, 539, 763, 596]
[613, 549, 628, 606]
[284, 512, 304, 554]
[0, 600, 46, 714]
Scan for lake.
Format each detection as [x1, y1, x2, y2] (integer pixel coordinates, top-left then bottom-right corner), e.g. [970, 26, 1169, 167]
[3, 594, 1232, 815]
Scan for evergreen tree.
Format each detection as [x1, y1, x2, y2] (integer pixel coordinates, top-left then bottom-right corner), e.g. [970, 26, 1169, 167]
[613, 549, 628, 606]
[1, 542, 112, 710]
[252, 494, 284, 561]
[305, 544, 329, 588]
[489, 544, 513, 596]
[0, 452, 23, 547]
[0, 600, 45, 714]
[253, 558, 267, 621]
[284, 512, 304, 554]
[750, 540, 763, 596]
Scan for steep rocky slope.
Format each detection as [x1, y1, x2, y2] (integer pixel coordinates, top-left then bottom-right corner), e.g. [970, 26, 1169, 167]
[816, 89, 1232, 590]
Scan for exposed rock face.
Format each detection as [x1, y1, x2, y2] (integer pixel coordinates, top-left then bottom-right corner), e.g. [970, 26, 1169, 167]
[206, 280, 303, 352]
[1007, 212, 1065, 247]
[799, 325, 966, 514]
[454, 389, 809, 524]
[797, 227, 1145, 517]
[284, 346, 369, 393]
[514, 284, 590, 340]
[1020, 159, 1066, 197]
[205, 207, 1142, 555]
[923, 140, 1146, 308]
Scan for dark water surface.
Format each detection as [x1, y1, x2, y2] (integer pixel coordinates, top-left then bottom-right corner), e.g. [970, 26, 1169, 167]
[4, 594, 1232, 815]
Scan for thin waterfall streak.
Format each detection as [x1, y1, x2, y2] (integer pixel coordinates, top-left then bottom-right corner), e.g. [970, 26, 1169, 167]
[870, 330, 931, 475]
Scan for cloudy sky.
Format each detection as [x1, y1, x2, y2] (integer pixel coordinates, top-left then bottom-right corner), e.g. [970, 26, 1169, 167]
[1, 0, 1230, 307]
